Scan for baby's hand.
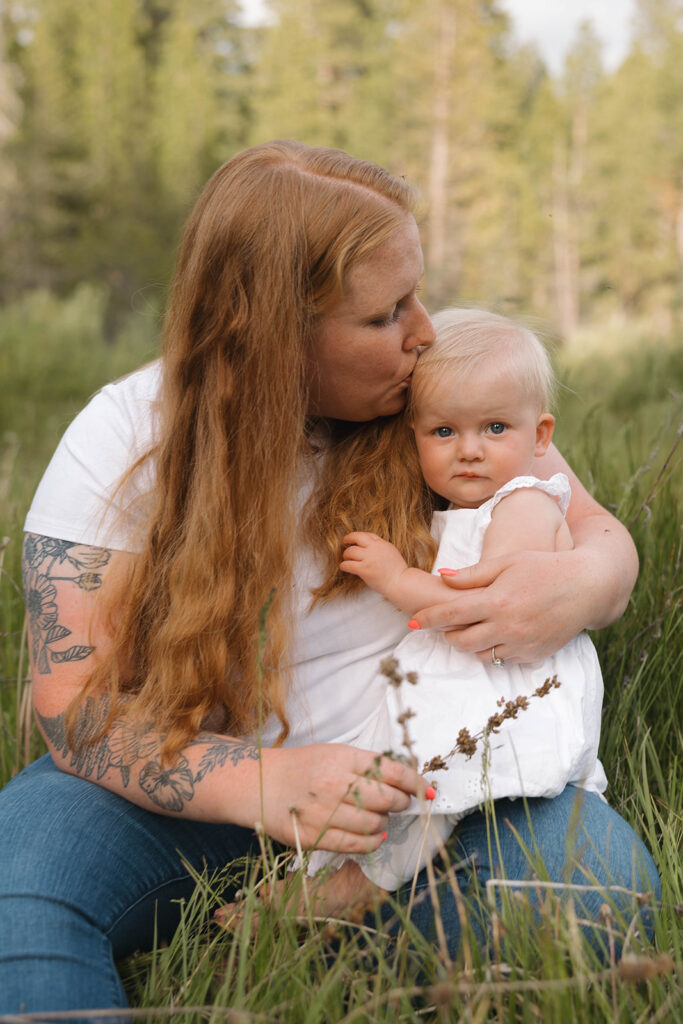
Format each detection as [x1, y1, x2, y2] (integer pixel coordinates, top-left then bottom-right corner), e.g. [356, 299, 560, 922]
[340, 532, 408, 596]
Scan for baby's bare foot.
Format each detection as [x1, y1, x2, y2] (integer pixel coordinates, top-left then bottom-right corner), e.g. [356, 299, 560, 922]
[214, 861, 387, 930]
[307, 860, 385, 920]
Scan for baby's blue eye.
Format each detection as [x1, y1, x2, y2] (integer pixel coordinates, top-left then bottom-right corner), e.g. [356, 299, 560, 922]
[435, 426, 453, 438]
[488, 422, 506, 435]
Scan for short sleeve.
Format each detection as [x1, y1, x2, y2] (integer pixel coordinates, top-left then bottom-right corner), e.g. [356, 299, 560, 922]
[490, 473, 571, 516]
[472, 473, 571, 533]
[24, 363, 161, 552]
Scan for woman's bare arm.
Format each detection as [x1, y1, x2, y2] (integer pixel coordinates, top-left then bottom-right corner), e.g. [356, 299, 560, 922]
[24, 533, 425, 851]
[409, 445, 638, 662]
[546, 445, 638, 618]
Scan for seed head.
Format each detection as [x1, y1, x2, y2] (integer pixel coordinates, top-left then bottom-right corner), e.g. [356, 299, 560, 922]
[379, 656, 403, 687]
[455, 727, 478, 758]
[423, 755, 448, 772]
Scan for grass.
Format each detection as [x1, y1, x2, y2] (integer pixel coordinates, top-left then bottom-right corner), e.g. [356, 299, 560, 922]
[0, 290, 681, 1021]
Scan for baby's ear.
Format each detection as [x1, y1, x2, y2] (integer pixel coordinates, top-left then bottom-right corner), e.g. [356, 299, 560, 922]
[535, 413, 555, 456]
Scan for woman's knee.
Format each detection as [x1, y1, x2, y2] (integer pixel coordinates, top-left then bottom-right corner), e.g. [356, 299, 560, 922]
[0, 754, 261, 1009]
[453, 787, 660, 953]
[470, 787, 660, 895]
[524, 787, 662, 905]
[0, 756, 133, 907]
[0, 755, 258, 903]
[0, 753, 263, 957]
[0, 894, 127, 1012]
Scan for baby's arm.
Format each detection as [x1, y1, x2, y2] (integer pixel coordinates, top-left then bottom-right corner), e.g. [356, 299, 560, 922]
[480, 488, 573, 562]
[340, 532, 450, 614]
[341, 487, 572, 613]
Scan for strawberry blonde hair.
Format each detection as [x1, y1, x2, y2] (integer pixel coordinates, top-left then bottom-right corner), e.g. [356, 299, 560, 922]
[76, 140, 435, 756]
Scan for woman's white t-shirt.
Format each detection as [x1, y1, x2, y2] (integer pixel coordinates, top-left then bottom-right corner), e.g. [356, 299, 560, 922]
[24, 362, 409, 749]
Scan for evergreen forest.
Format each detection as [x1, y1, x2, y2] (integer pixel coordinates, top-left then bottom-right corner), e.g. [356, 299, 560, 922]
[1, 0, 683, 339]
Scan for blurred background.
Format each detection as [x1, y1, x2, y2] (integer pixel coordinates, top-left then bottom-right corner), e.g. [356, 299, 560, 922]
[1, 0, 683, 339]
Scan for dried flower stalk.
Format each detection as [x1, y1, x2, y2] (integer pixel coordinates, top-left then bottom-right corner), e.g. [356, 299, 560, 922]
[378, 656, 562, 775]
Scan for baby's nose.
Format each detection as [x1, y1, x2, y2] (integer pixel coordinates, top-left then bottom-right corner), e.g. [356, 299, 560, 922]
[457, 434, 483, 460]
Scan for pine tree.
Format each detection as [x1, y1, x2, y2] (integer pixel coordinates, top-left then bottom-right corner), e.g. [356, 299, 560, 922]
[635, 0, 683, 323]
[552, 22, 604, 337]
[13, 0, 148, 300]
[247, 0, 396, 159]
[149, 0, 248, 215]
[6, 1, 251, 322]
[384, 0, 523, 309]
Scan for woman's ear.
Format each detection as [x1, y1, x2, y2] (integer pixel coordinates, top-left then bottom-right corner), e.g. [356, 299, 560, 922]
[535, 413, 555, 456]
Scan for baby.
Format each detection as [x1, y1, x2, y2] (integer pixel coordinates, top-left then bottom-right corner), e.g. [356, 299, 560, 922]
[275, 308, 607, 917]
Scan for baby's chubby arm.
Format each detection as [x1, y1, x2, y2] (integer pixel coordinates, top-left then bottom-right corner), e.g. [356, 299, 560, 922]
[480, 488, 573, 562]
[340, 532, 450, 615]
[342, 489, 571, 616]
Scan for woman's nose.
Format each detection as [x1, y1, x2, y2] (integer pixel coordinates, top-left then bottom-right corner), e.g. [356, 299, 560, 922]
[403, 301, 435, 351]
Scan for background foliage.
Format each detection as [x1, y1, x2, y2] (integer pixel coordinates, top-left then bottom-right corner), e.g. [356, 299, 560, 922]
[1, 0, 683, 336]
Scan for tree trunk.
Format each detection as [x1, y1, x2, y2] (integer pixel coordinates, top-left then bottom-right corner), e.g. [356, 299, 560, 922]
[552, 143, 579, 339]
[427, 2, 457, 302]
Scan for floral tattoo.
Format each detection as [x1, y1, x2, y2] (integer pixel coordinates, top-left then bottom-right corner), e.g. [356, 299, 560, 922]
[36, 697, 260, 812]
[24, 534, 260, 812]
[22, 533, 110, 674]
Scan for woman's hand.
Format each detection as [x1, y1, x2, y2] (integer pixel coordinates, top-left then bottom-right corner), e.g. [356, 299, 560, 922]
[411, 523, 636, 663]
[411, 550, 588, 663]
[251, 744, 427, 854]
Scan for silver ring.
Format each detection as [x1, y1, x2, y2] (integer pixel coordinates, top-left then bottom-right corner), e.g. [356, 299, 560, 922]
[491, 646, 504, 666]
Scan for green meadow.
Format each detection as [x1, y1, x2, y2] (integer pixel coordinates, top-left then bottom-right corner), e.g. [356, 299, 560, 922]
[0, 292, 681, 1022]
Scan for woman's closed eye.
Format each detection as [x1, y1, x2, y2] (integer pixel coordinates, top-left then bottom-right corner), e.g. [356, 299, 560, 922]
[369, 285, 423, 328]
[369, 305, 401, 328]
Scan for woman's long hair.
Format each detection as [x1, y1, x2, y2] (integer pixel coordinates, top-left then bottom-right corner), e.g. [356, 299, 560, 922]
[306, 415, 437, 605]
[73, 140, 434, 757]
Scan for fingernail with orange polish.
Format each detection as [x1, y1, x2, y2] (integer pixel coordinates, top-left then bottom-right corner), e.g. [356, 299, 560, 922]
[438, 568, 458, 576]
[408, 618, 420, 630]
[425, 785, 436, 800]
[381, 831, 388, 842]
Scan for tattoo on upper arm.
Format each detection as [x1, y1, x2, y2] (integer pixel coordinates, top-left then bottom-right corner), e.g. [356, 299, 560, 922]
[35, 695, 260, 813]
[22, 534, 111, 674]
[26, 534, 261, 813]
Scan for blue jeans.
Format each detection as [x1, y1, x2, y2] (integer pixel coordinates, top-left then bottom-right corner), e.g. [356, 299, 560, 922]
[0, 754, 660, 1015]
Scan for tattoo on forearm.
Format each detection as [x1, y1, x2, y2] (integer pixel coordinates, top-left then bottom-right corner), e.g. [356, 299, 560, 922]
[22, 534, 111, 674]
[35, 696, 260, 813]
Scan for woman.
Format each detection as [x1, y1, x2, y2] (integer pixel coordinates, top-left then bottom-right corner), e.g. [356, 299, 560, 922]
[0, 141, 658, 1014]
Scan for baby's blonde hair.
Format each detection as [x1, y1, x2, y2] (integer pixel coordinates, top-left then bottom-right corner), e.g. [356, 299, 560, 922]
[410, 307, 556, 416]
